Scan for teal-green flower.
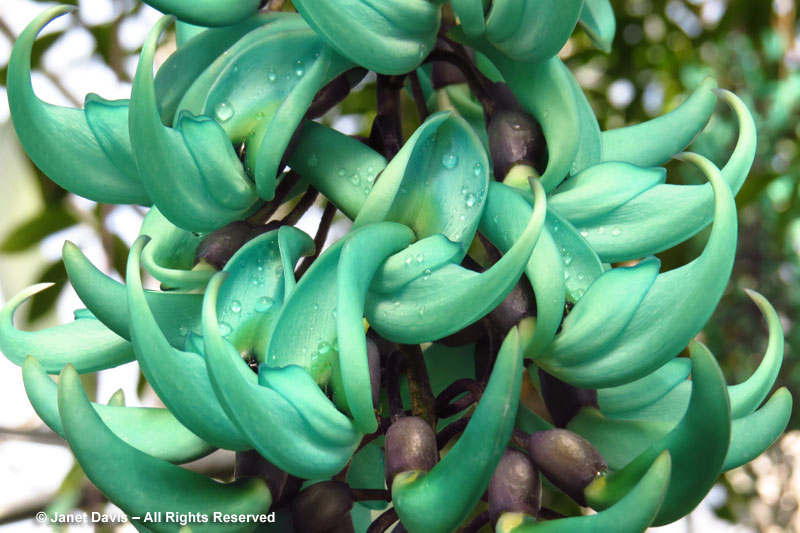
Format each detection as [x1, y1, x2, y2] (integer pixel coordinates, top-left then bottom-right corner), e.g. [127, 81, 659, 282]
[0, 2, 792, 532]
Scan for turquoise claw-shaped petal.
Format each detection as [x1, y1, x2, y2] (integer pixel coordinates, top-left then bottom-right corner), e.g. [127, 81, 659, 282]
[0, 283, 133, 373]
[130, 16, 258, 232]
[366, 179, 546, 344]
[289, 121, 388, 219]
[451, 0, 486, 38]
[203, 273, 362, 478]
[597, 358, 692, 417]
[337, 223, 416, 433]
[579, 0, 617, 53]
[539, 257, 660, 366]
[498, 452, 671, 533]
[175, 16, 353, 201]
[391, 327, 523, 533]
[141, 0, 261, 27]
[542, 152, 737, 388]
[724, 388, 792, 470]
[583, 88, 755, 261]
[585, 341, 731, 526]
[293, 0, 440, 74]
[601, 77, 718, 167]
[22, 356, 214, 463]
[8, 7, 148, 204]
[139, 207, 212, 290]
[484, 0, 583, 63]
[57, 364, 271, 533]
[63, 240, 203, 347]
[155, 13, 287, 124]
[354, 111, 490, 255]
[544, 210, 604, 302]
[127, 236, 249, 450]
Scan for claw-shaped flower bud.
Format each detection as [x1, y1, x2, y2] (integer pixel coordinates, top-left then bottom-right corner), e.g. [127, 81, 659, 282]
[290, 481, 354, 532]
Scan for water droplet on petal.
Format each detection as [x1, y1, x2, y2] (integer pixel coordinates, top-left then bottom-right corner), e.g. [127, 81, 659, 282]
[255, 297, 274, 313]
[563, 253, 573, 265]
[230, 300, 242, 313]
[178, 325, 189, 336]
[307, 154, 319, 167]
[349, 174, 360, 186]
[214, 100, 234, 122]
[255, 111, 265, 120]
[577, 273, 585, 281]
[313, 302, 320, 311]
[405, 256, 413, 265]
[597, 227, 605, 235]
[331, 308, 338, 319]
[465, 193, 476, 208]
[473, 162, 483, 176]
[461, 185, 469, 195]
[580, 229, 589, 238]
[612, 227, 623, 236]
[366, 173, 375, 182]
[564, 271, 570, 280]
[419, 306, 425, 316]
[219, 322, 232, 336]
[442, 153, 459, 169]
[295, 61, 304, 77]
[267, 68, 277, 82]
[416, 254, 424, 263]
[338, 167, 347, 177]
[317, 340, 331, 355]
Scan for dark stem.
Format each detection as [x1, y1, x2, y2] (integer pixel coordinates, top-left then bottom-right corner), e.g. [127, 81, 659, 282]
[246, 170, 302, 225]
[370, 74, 406, 160]
[366, 508, 399, 533]
[402, 344, 437, 428]
[387, 349, 407, 423]
[435, 378, 483, 417]
[436, 416, 471, 450]
[407, 71, 429, 123]
[424, 49, 493, 112]
[295, 200, 338, 279]
[475, 324, 497, 386]
[463, 510, 490, 533]
[281, 185, 319, 227]
[350, 488, 391, 502]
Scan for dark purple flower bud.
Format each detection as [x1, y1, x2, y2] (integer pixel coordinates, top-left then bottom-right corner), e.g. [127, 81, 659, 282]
[385, 416, 438, 487]
[528, 429, 607, 506]
[538, 368, 598, 427]
[290, 481, 353, 531]
[488, 449, 541, 527]
[235, 450, 301, 507]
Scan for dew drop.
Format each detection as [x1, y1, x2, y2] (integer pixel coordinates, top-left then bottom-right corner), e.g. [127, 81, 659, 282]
[419, 306, 425, 316]
[255, 297, 274, 313]
[473, 162, 483, 176]
[399, 186, 408, 195]
[564, 271, 570, 280]
[612, 227, 623, 236]
[338, 167, 347, 177]
[255, 111, 265, 120]
[363, 186, 370, 194]
[459, 214, 466, 221]
[230, 300, 242, 313]
[251, 275, 263, 286]
[405, 256, 413, 265]
[349, 174, 360, 186]
[307, 154, 319, 167]
[332, 338, 339, 352]
[577, 273, 585, 281]
[465, 193, 476, 208]
[597, 227, 605, 235]
[366, 173, 375, 182]
[267, 68, 277, 82]
[317, 340, 331, 355]
[214, 100, 234, 122]
[331, 308, 338, 319]
[219, 322, 232, 336]
[178, 325, 189, 337]
[461, 185, 469, 195]
[416, 254, 424, 263]
[442, 153, 459, 169]
[575, 288, 585, 299]
[493, 214, 499, 223]
[563, 253, 573, 265]
[295, 61, 304, 77]
[580, 229, 589, 238]
[313, 302, 320, 311]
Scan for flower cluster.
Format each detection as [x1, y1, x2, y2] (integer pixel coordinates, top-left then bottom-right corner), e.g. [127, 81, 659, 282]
[0, 1, 792, 532]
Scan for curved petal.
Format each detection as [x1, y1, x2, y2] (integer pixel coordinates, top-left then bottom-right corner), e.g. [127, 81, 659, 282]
[366, 178, 545, 343]
[7, 7, 147, 204]
[288, 120, 387, 219]
[63, 240, 203, 347]
[141, 0, 261, 27]
[544, 152, 737, 388]
[22, 356, 214, 464]
[293, 0, 439, 74]
[585, 341, 731, 526]
[126, 236, 249, 450]
[354, 111, 490, 256]
[139, 207, 212, 290]
[57, 364, 271, 533]
[204, 273, 361, 479]
[0, 283, 133, 373]
[485, 0, 583, 63]
[130, 16, 258, 232]
[724, 388, 792, 471]
[585, 88, 755, 261]
[579, 0, 616, 53]
[337, 223, 416, 433]
[598, 358, 692, 417]
[497, 452, 671, 533]
[392, 327, 523, 533]
[601, 77, 718, 167]
[451, 0, 486, 38]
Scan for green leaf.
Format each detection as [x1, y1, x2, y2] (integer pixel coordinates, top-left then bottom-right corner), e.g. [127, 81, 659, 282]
[0, 206, 77, 252]
[27, 260, 66, 322]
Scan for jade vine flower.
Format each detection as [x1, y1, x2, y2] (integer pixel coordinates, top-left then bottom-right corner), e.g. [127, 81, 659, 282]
[0, 1, 792, 532]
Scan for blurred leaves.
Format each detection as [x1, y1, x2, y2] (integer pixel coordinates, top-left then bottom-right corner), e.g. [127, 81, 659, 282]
[0, 206, 77, 253]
